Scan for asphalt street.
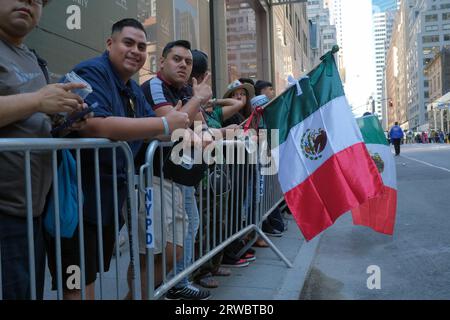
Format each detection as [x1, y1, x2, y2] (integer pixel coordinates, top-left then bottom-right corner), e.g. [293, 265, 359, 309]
[300, 143, 450, 300]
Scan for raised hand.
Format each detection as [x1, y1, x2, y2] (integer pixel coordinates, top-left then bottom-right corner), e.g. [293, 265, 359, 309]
[166, 100, 190, 133]
[192, 72, 212, 105]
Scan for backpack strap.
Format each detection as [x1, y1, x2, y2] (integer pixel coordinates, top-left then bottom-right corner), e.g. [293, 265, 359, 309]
[30, 49, 50, 84]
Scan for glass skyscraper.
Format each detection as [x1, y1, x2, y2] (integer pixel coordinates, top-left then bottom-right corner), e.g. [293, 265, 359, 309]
[372, 0, 398, 12]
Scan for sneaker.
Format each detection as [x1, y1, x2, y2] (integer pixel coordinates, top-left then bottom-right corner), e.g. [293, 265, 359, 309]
[241, 252, 256, 262]
[268, 209, 286, 233]
[262, 220, 283, 237]
[165, 284, 211, 300]
[221, 258, 250, 268]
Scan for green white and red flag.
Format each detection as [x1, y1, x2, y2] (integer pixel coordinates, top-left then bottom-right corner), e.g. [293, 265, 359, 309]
[352, 115, 397, 235]
[263, 50, 383, 241]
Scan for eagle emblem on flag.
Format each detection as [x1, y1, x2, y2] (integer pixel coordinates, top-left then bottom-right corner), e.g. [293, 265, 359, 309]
[301, 128, 328, 160]
[370, 152, 385, 173]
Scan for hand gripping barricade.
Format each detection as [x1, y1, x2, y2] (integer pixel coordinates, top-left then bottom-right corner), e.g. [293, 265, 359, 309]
[138, 138, 293, 300]
[0, 138, 141, 300]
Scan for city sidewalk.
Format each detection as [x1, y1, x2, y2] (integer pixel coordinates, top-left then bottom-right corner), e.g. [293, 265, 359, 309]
[43, 213, 320, 300]
[208, 214, 320, 300]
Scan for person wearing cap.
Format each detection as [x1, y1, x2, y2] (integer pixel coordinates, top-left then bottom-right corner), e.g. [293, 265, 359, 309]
[222, 80, 255, 128]
[254, 80, 275, 100]
[249, 94, 270, 129]
[239, 77, 255, 86]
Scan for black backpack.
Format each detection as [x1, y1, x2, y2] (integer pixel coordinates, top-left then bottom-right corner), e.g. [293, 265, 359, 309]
[162, 139, 210, 187]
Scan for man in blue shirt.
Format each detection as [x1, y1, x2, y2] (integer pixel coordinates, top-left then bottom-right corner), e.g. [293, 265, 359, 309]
[389, 122, 404, 156]
[45, 18, 189, 300]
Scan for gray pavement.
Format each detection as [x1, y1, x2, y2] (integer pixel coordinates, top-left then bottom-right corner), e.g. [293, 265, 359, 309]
[300, 143, 450, 300]
[208, 213, 314, 300]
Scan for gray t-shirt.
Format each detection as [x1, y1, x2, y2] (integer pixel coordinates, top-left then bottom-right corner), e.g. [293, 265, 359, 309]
[0, 39, 52, 218]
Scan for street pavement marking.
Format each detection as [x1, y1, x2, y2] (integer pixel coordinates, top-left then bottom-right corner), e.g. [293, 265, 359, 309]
[400, 154, 450, 173]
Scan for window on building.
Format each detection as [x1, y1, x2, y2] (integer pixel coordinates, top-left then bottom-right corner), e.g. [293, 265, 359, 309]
[444, 34, 450, 41]
[425, 25, 439, 32]
[443, 13, 450, 21]
[444, 24, 450, 30]
[423, 47, 432, 55]
[423, 35, 440, 43]
[425, 14, 438, 22]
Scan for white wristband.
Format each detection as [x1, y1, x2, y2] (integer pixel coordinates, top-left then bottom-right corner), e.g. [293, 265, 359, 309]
[193, 95, 205, 103]
[162, 117, 170, 135]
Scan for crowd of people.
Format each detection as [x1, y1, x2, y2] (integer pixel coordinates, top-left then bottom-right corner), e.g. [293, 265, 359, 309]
[0, 1, 290, 301]
[386, 127, 449, 148]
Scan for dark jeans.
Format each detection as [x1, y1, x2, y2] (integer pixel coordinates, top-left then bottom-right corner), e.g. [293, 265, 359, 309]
[392, 138, 401, 155]
[193, 185, 229, 280]
[0, 214, 45, 300]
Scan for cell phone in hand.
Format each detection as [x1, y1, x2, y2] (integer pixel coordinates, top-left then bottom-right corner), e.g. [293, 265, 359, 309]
[51, 102, 98, 135]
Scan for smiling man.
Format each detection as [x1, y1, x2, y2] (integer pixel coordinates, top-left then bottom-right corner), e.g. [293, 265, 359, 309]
[44, 19, 189, 300]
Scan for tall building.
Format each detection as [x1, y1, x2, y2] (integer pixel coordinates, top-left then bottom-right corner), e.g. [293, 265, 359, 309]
[325, 0, 345, 79]
[372, 0, 399, 12]
[226, 0, 258, 82]
[385, 0, 409, 129]
[405, 0, 450, 131]
[307, 0, 338, 66]
[424, 47, 450, 132]
[271, 2, 311, 93]
[373, 8, 396, 121]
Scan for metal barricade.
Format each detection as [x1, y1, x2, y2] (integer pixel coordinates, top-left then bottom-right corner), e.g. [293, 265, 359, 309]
[138, 138, 292, 300]
[0, 139, 141, 300]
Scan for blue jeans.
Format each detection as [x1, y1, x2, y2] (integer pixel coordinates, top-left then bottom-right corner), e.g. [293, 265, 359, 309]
[175, 186, 199, 288]
[0, 214, 45, 300]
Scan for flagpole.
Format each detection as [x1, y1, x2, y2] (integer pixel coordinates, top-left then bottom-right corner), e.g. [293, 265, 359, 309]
[236, 45, 340, 128]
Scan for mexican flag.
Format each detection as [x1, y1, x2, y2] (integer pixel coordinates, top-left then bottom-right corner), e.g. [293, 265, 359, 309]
[263, 51, 383, 241]
[352, 115, 397, 235]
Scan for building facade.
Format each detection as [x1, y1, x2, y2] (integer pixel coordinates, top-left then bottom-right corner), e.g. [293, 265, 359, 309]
[307, 0, 337, 66]
[385, 0, 450, 130]
[373, 9, 396, 122]
[324, 0, 345, 80]
[25, 0, 139, 82]
[405, 0, 450, 131]
[424, 46, 450, 132]
[25, 0, 212, 85]
[372, 0, 400, 12]
[385, 0, 409, 129]
[267, 2, 311, 94]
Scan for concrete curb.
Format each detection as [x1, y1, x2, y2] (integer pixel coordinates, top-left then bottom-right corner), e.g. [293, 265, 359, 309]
[274, 235, 321, 300]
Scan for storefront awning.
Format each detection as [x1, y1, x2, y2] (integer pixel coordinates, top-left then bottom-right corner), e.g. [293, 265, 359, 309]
[429, 92, 450, 110]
